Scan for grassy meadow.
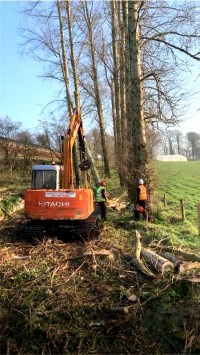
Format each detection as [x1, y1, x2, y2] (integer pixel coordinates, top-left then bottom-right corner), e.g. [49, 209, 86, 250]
[155, 161, 200, 221]
[103, 160, 200, 251]
[152, 161, 200, 249]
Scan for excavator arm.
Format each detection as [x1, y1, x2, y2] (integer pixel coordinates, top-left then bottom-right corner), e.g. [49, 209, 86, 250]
[62, 108, 88, 189]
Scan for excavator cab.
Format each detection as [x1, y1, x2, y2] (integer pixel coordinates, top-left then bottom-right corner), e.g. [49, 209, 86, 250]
[31, 164, 60, 190]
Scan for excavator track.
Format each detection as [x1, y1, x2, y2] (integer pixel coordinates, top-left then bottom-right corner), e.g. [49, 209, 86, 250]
[24, 213, 101, 240]
[25, 221, 46, 239]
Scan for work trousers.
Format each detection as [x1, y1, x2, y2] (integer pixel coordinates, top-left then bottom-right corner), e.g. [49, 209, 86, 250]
[97, 201, 107, 220]
[134, 201, 148, 221]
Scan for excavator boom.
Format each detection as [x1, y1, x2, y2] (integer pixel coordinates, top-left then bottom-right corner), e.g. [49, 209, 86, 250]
[63, 108, 86, 189]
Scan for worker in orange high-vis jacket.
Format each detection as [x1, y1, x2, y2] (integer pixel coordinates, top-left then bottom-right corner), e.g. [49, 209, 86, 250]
[134, 179, 148, 221]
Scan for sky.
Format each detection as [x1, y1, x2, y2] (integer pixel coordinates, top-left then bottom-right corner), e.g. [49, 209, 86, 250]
[0, 1, 57, 132]
[0, 1, 199, 135]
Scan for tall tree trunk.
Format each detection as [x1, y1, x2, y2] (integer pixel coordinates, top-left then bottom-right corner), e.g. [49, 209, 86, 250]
[128, 1, 149, 200]
[65, 0, 80, 111]
[122, 0, 131, 188]
[56, 1, 81, 187]
[111, 0, 122, 181]
[118, 0, 127, 186]
[83, 1, 110, 178]
[64, 0, 100, 187]
[56, 0, 73, 114]
[110, 79, 117, 168]
[85, 141, 100, 188]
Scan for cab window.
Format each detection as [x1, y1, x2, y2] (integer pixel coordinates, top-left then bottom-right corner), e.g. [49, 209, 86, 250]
[32, 170, 56, 189]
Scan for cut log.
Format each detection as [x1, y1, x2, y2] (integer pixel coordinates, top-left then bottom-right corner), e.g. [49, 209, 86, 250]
[153, 245, 200, 263]
[141, 248, 174, 275]
[160, 252, 182, 272]
[107, 199, 127, 211]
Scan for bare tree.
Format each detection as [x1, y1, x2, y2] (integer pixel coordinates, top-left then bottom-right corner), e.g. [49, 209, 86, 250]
[187, 131, 200, 160]
[139, 0, 200, 128]
[0, 116, 22, 172]
[125, 1, 149, 199]
[87, 128, 115, 165]
[21, 1, 100, 186]
[166, 130, 176, 155]
[111, 1, 122, 171]
[16, 130, 39, 170]
[56, 0, 73, 115]
[174, 130, 184, 155]
[156, 129, 187, 156]
[63, 0, 100, 187]
[35, 133, 49, 150]
[38, 115, 65, 160]
[79, 1, 110, 178]
[146, 127, 161, 159]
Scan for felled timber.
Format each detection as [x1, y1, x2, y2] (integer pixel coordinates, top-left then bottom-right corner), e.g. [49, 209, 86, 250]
[107, 198, 127, 211]
[133, 231, 158, 278]
[160, 252, 182, 268]
[154, 245, 200, 263]
[141, 248, 174, 275]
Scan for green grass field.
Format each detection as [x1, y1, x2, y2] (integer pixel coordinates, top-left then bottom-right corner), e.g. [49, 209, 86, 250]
[152, 161, 200, 246]
[155, 161, 200, 219]
[104, 161, 200, 251]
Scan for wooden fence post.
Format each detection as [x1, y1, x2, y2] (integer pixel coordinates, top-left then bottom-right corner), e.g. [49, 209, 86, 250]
[164, 193, 166, 209]
[198, 204, 200, 236]
[180, 199, 185, 221]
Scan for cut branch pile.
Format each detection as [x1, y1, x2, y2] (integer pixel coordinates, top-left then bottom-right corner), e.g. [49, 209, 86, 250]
[0, 197, 24, 221]
[107, 198, 127, 211]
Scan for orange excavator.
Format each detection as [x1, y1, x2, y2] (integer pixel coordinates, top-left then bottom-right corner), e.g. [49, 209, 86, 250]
[24, 109, 100, 239]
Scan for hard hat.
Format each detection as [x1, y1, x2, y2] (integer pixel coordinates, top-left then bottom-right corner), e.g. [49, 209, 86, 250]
[100, 180, 106, 186]
[138, 179, 144, 185]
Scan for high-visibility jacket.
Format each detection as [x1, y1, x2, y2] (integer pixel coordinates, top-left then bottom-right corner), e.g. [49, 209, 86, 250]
[138, 185, 147, 201]
[96, 186, 106, 202]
